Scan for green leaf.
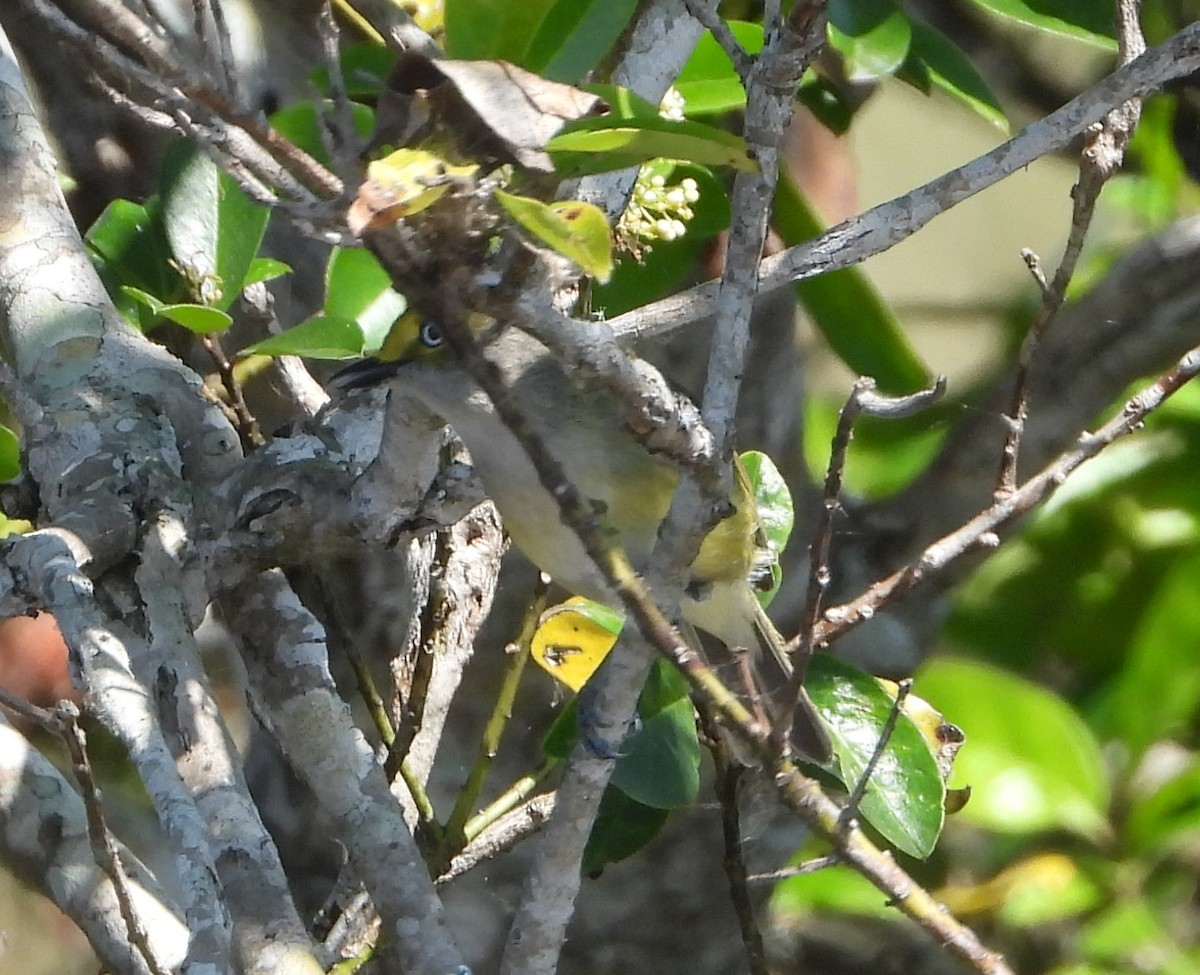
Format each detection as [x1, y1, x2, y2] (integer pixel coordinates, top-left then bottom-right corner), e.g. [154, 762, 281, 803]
[741, 450, 795, 557]
[268, 101, 375, 168]
[0, 426, 20, 482]
[444, 0, 556, 63]
[592, 163, 728, 316]
[637, 657, 690, 718]
[159, 143, 270, 310]
[828, 0, 913, 82]
[240, 316, 368, 360]
[323, 247, 408, 353]
[674, 21, 764, 117]
[85, 198, 180, 301]
[740, 450, 794, 605]
[774, 170, 929, 393]
[541, 658, 698, 809]
[967, 0, 1117, 48]
[121, 287, 233, 335]
[899, 20, 1008, 131]
[610, 697, 701, 809]
[582, 787, 670, 874]
[494, 190, 613, 282]
[914, 658, 1109, 838]
[243, 257, 292, 288]
[806, 655, 947, 859]
[524, 0, 640, 83]
[549, 116, 758, 174]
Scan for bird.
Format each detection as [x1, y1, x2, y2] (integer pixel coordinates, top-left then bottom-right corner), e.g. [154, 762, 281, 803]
[333, 311, 832, 762]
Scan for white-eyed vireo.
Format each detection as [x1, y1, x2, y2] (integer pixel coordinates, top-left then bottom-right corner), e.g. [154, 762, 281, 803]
[335, 312, 831, 761]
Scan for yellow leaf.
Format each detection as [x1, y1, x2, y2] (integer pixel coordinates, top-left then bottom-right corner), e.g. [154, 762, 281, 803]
[530, 597, 623, 691]
[348, 148, 478, 235]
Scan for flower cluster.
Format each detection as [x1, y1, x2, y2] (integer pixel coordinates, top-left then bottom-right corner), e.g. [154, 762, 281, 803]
[617, 172, 701, 251]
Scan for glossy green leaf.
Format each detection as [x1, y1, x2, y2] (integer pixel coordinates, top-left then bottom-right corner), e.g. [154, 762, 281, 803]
[914, 658, 1109, 838]
[637, 657, 690, 718]
[121, 288, 233, 334]
[159, 143, 270, 310]
[592, 162, 728, 316]
[324, 247, 408, 353]
[828, 0, 913, 82]
[806, 655, 947, 859]
[741, 451, 795, 558]
[495, 190, 614, 282]
[524, 0, 639, 83]
[674, 21, 764, 116]
[582, 787, 670, 875]
[741, 450, 793, 604]
[774, 170, 929, 393]
[0, 426, 20, 482]
[269, 101, 375, 168]
[967, 0, 1117, 48]
[242, 257, 292, 289]
[899, 19, 1008, 131]
[549, 116, 758, 174]
[610, 697, 701, 809]
[240, 316, 367, 360]
[444, 0, 555, 63]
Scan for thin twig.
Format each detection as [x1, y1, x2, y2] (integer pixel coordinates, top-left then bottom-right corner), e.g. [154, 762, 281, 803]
[439, 792, 557, 885]
[839, 679, 913, 828]
[996, 0, 1146, 496]
[710, 726, 769, 975]
[0, 688, 174, 975]
[750, 852, 840, 883]
[779, 377, 944, 740]
[316, 0, 362, 187]
[56, 702, 173, 975]
[808, 342, 1200, 653]
[199, 334, 263, 450]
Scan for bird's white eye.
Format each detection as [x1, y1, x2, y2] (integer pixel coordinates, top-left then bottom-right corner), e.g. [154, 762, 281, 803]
[419, 321, 444, 348]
